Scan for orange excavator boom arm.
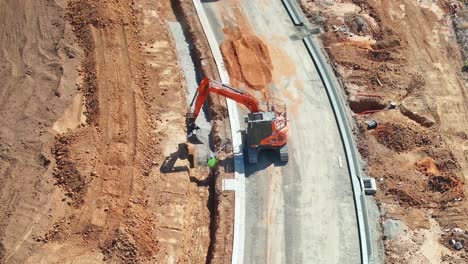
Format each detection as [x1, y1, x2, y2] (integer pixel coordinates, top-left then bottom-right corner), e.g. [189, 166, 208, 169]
[188, 77, 260, 120]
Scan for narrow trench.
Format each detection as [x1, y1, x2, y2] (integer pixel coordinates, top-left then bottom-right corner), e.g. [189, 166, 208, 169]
[169, 1, 218, 263]
[189, 171, 217, 264]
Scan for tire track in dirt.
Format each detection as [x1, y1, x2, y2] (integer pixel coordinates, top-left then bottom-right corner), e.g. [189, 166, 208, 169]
[90, 22, 136, 231]
[120, 25, 138, 160]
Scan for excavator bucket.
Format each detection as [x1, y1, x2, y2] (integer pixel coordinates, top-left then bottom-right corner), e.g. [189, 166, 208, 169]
[186, 112, 203, 144]
[186, 112, 200, 135]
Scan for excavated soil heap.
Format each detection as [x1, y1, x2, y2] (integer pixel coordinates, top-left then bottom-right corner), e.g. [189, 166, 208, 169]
[372, 122, 436, 153]
[416, 157, 440, 175]
[221, 27, 273, 93]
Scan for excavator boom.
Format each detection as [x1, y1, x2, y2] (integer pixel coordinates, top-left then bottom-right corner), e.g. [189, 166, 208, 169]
[188, 77, 260, 121]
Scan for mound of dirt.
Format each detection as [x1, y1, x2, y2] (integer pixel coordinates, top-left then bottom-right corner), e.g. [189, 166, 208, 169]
[399, 99, 436, 128]
[416, 157, 440, 175]
[51, 135, 87, 207]
[34, 218, 69, 243]
[101, 230, 139, 263]
[346, 15, 372, 35]
[428, 175, 464, 194]
[424, 147, 461, 173]
[348, 96, 387, 113]
[221, 27, 273, 93]
[373, 122, 435, 153]
[387, 188, 423, 206]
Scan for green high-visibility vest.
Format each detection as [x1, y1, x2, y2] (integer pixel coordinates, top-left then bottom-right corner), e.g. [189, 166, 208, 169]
[207, 157, 217, 168]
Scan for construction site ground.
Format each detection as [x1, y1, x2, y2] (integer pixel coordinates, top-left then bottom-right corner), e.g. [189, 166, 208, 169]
[0, 0, 234, 263]
[3, 0, 468, 263]
[202, 0, 361, 263]
[300, 0, 468, 263]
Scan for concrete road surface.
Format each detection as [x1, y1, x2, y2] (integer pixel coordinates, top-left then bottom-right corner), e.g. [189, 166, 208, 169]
[201, 1, 361, 263]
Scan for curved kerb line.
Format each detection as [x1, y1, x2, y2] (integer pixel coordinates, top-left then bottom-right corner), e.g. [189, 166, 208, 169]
[191, 1, 246, 264]
[281, 0, 372, 263]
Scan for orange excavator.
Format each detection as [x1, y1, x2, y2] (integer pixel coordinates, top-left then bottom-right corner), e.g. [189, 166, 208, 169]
[186, 77, 289, 164]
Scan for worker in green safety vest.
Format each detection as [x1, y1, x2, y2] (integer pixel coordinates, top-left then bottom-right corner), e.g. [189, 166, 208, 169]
[207, 154, 217, 168]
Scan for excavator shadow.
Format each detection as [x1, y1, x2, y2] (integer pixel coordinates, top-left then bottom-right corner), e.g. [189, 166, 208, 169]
[245, 149, 287, 177]
[160, 143, 195, 173]
[187, 132, 205, 145]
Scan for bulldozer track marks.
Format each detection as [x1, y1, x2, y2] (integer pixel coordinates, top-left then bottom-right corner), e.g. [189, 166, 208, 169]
[119, 24, 138, 160]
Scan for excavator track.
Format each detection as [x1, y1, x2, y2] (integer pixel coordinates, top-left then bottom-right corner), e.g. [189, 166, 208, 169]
[280, 145, 289, 163]
[247, 147, 258, 164]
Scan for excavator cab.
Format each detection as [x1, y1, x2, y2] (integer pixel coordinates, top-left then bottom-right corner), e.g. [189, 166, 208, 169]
[186, 77, 289, 165]
[243, 99, 288, 164]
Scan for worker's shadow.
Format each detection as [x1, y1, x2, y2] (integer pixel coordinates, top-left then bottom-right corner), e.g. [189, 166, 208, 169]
[160, 143, 195, 173]
[218, 155, 235, 174]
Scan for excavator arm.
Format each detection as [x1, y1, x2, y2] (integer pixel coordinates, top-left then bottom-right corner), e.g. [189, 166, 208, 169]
[187, 77, 260, 133]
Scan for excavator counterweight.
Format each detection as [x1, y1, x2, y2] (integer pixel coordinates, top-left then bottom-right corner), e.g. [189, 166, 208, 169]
[187, 77, 289, 164]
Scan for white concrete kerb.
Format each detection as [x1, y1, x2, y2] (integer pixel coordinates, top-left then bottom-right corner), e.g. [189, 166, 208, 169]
[191, 1, 246, 264]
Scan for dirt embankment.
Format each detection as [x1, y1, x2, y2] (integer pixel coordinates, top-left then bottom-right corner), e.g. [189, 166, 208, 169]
[48, 0, 212, 262]
[301, 0, 468, 263]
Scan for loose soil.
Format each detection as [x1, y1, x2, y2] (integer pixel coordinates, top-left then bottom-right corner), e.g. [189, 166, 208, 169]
[300, 0, 468, 263]
[220, 5, 274, 98]
[221, 28, 273, 92]
[0, 0, 216, 263]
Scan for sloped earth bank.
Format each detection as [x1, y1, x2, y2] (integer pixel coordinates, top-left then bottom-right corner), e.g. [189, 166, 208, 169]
[300, 0, 468, 263]
[0, 0, 218, 263]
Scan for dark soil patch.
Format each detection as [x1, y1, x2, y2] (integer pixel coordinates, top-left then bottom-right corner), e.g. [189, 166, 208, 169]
[373, 122, 435, 152]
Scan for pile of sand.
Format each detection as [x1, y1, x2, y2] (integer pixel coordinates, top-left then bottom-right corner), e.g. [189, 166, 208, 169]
[221, 27, 273, 93]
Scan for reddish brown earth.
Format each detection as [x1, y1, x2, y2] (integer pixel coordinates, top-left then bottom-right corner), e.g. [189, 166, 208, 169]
[0, 0, 218, 263]
[220, 5, 274, 99]
[221, 29, 273, 92]
[301, 0, 468, 263]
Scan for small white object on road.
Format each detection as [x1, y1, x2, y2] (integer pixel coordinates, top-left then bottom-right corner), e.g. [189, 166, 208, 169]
[339, 155, 343, 168]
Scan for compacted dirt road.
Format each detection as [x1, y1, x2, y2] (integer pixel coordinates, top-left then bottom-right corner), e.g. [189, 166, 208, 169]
[0, 0, 213, 263]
